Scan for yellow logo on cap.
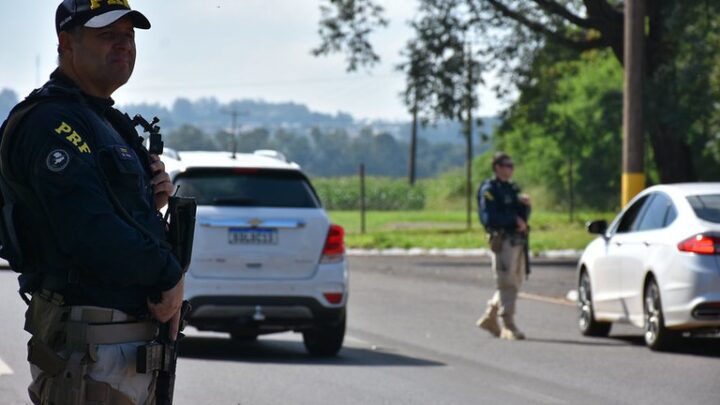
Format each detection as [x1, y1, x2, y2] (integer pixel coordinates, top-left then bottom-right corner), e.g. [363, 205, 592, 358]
[90, 0, 131, 10]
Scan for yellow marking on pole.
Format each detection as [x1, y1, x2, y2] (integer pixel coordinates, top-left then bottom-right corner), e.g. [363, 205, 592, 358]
[621, 172, 645, 206]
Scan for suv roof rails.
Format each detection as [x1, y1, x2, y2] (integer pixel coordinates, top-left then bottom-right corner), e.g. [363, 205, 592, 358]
[253, 149, 288, 162]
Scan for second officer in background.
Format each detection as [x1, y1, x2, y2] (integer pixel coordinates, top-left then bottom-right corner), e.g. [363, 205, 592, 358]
[476, 152, 531, 340]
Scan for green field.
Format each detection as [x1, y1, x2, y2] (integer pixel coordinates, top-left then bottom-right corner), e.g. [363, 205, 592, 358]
[328, 210, 615, 252]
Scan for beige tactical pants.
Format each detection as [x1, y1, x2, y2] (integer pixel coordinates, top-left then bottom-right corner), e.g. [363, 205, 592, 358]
[488, 237, 526, 316]
[27, 302, 157, 405]
[29, 342, 156, 405]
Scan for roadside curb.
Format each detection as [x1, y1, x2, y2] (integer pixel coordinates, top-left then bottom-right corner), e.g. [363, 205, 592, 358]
[347, 248, 581, 265]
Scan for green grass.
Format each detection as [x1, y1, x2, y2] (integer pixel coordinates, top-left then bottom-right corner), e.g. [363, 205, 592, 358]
[328, 210, 615, 252]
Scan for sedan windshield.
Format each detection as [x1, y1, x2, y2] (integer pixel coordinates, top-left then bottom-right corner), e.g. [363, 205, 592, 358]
[687, 194, 720, 223]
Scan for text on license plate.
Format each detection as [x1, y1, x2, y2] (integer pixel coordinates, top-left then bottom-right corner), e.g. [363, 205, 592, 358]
[228, 228, 278, 245]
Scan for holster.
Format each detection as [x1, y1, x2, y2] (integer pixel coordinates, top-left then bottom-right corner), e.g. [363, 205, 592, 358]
[488, 231, 504, 253]
[166, 196, 197, 273]
[25, 290, 69, 376]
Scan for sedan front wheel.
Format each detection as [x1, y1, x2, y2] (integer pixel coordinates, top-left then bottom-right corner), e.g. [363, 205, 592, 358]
[578, 271, 612, 337]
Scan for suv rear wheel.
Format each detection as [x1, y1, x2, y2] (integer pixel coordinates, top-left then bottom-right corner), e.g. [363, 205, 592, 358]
[302, 313, 346, 357]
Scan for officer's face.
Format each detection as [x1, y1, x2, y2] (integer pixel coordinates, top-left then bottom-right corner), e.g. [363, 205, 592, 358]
[495, 160, 514, 181]
[61, 17, 136, 97]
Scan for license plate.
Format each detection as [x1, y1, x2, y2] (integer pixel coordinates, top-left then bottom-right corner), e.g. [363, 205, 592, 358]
[228, 228, 278, 245]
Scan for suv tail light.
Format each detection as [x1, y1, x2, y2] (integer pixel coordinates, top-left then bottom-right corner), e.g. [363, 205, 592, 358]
[321, 224, 345, 263]
[677, 234, 720, 255]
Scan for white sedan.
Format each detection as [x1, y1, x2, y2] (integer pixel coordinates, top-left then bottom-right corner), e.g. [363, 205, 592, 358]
[577, 183, 720, 350]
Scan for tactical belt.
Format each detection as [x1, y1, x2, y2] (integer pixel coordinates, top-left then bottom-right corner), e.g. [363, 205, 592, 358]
[66, 306, 158, 349]
[65, 320, 158, 348]
[28, 300, 159, 378]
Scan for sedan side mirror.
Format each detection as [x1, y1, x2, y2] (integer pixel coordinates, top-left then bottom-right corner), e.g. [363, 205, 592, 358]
[586, 220, 608, 235]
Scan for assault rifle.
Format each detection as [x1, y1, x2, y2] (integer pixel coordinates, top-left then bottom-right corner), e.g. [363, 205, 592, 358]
[132, 114, 197, 404]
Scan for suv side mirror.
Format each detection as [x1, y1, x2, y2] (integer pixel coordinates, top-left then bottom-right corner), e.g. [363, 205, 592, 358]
[586, 220, 608, 235]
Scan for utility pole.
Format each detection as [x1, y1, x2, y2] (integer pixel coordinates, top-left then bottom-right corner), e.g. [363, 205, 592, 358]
[222, 107, 243, 159]
[408, 84, 418, 186]
[622, 0, 646, 206]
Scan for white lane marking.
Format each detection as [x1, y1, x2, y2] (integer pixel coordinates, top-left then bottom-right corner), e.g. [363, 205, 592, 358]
[501, 384, 569, 405]
[344, 334, 372, 346]
[519, 292, 575, 307]
[0, 357, 14, 376]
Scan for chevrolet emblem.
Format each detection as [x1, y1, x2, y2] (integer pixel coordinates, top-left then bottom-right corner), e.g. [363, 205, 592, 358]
[248, 218, 263, 227]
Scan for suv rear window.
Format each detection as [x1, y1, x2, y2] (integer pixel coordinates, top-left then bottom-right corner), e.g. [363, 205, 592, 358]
[174, 168, 321, 208]
[687, 194, 720, 223]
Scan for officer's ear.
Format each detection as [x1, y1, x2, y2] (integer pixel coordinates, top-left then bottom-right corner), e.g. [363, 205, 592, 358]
[57, 28, 82, 59]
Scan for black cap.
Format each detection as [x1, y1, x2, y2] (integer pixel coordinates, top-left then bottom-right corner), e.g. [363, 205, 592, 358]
[56, 0, 151, 34]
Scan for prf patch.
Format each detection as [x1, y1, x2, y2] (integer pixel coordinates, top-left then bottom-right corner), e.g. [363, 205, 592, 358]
[54, 122, 92, 154]
[484, 190, 494, 201]
[46, 149, 70, 172]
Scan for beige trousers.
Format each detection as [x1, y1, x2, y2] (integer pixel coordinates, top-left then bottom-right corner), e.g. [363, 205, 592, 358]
[488, 237, 526, 316]
[29, 342, 156, 405]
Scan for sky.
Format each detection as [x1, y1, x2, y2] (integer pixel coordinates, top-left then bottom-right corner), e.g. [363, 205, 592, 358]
[0, 0, 505, 122]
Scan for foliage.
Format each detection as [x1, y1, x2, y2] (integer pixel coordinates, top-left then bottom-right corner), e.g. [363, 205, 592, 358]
[314, 0, 720, 184]
[164, 123, 468, 179]
[397, 1, 483, 124]
[497, 49, 624, 210]
[419, 150, 494, 210]
[313, 0, 388, 71]
[313, 176, 425, 210]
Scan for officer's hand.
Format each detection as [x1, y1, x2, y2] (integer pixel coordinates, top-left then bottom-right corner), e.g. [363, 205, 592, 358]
[519, 193, 531, 206]
[150, 154, 173, 210]
[516, 217, 528, 234]
[148, 277, 184, 339]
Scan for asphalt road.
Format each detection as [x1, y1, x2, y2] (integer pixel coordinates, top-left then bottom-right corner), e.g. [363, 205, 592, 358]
[0, 256, 718, 404]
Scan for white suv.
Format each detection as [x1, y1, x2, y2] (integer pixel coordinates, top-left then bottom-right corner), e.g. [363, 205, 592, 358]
[164, 150, 348, 356]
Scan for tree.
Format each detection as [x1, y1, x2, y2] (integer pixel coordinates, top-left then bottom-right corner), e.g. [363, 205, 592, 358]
[393, 1, 484, 227]
[314, 0, 720, 184]
[166, 124, 219, 151]
[497, 48, 624, 211]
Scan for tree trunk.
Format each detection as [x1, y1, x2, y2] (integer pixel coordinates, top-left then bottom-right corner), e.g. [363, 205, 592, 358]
[568, 154, 574, 221]
[647, 122, 696, 183]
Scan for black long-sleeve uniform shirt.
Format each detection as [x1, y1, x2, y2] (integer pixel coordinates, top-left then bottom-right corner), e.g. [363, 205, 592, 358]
[477, 177, 530, 234]
[2, 70, 182, 316]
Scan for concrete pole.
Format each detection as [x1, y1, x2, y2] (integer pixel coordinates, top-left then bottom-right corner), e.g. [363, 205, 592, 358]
[622, 0, 646, 206]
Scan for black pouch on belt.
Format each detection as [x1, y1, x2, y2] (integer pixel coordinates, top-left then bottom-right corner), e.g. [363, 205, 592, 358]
[24, 291, 69, 375]
[489, 232, 504, 253]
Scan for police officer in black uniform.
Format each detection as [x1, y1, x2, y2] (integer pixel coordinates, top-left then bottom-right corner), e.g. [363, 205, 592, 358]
[0, 1, 183, 403]
[476, 152, 530, 340]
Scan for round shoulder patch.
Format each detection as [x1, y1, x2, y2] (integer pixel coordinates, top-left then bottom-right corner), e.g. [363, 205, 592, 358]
[46, 149, 70, 172]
